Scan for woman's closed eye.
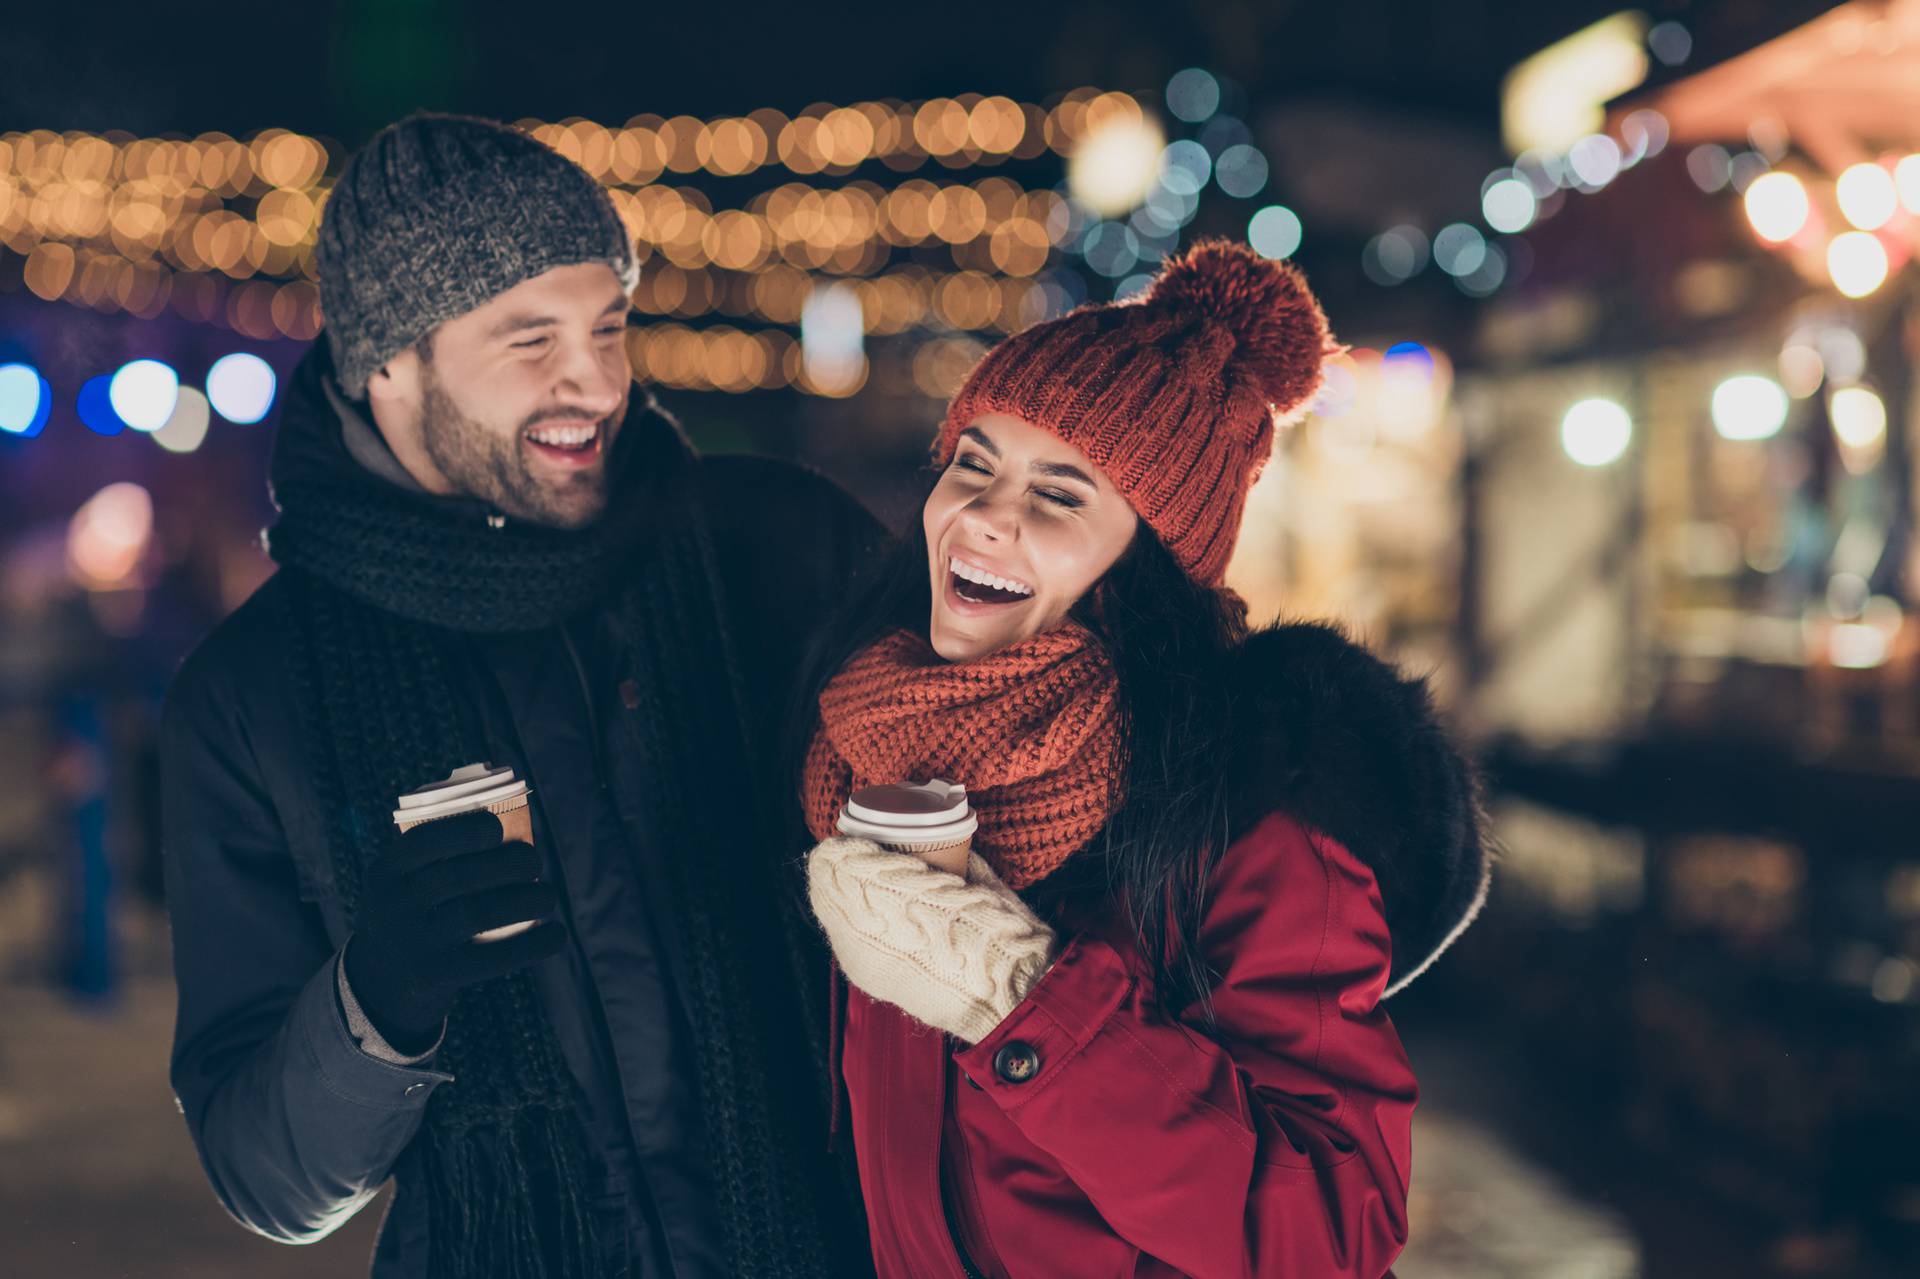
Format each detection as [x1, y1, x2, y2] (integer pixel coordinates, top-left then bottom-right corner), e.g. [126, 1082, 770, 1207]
[954, 454, 1084, 509]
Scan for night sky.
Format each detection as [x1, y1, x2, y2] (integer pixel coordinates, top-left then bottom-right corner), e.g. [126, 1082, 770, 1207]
[4, 0, 1695, 143]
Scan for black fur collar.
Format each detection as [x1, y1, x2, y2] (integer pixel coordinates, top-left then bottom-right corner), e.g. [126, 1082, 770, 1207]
[1225, 622, 1492, 996]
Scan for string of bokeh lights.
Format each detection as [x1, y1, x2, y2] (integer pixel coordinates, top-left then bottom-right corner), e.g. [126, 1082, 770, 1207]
[0, 91, 1156, 345]
[0, 351, 276, 452]
[1, 73, 1334, 442]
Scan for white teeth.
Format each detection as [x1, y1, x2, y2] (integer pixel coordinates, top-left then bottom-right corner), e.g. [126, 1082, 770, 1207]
[526, 423, 597, 446]
[949, 556, 1032, 596]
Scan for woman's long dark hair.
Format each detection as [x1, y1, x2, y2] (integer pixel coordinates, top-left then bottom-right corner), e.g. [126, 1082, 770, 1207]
[788, 484, 1248, 1023]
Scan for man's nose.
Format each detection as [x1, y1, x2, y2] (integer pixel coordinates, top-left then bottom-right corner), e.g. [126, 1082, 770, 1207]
[553, 337, 626, 414]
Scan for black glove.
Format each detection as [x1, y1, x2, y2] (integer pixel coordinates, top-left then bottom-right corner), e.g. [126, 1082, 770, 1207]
[342, 808, 565, 1054]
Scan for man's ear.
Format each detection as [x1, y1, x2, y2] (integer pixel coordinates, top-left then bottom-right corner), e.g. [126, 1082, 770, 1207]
[367, 344, 423, 412]
[361, 342, 456, 494]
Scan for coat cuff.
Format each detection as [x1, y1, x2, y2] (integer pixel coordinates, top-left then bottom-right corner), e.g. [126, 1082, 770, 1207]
[335, 946, 445, 1066]
[292, 954, 454, 1111]
[953, 936, 1132, 1105]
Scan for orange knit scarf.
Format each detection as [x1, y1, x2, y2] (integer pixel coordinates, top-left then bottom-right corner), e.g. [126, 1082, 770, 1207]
[802, 624, 1122, 889]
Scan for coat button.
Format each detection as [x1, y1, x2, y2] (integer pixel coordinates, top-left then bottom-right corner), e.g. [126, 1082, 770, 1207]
[963, 1072, 983, 1091]
[992, 1041, 1040, 1084]
[404, 1082, 431, 1099]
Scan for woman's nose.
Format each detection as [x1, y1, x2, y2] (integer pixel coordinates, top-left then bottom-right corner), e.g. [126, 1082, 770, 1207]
[958, 489, 1017, 541]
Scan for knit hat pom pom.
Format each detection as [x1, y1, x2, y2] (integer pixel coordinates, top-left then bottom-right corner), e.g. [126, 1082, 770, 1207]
[1146, 238, 1333, 416]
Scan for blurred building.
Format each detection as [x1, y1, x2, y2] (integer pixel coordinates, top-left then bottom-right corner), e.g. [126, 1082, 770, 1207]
[1394, 6, 1920, 1268]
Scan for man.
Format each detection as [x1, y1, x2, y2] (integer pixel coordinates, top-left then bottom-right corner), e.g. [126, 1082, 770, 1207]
[162, 113, 879, 1278]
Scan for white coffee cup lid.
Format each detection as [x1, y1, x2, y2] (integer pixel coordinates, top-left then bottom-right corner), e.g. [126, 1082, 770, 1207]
[393, 763, 528, 827]
[839, 779, 977, 845]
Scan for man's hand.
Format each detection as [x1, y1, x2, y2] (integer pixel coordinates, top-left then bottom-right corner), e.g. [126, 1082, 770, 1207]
[343, 809, 564, 1053]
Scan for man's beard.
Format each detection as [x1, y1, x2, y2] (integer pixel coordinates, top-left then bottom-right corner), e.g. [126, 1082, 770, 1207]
[417, 362, 623, 530]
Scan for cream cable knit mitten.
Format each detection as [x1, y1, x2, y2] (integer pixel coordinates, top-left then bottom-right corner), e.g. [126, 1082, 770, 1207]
[807, 836, 1059, 1045]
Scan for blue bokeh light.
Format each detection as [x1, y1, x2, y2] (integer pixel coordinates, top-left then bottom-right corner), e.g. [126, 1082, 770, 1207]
[1248, 205, 1303, 259]
[1214, 145, 1270, 199]
[1383, 341, 1436, 378]
[78, 375, 128, 436]
[1165, 69, 1221, 124]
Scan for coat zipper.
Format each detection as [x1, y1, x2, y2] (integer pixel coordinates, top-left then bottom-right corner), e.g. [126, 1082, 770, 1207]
[551, 622, 674, 1267]
[942, 1061, 1005, 1279]
[559, 624, 608, 780]
[943, 1181, 989, 1279]
[931, 1034, 989, 1279]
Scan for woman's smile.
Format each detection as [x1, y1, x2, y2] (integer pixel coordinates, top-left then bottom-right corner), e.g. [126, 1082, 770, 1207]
[944, 552, 1036, 614]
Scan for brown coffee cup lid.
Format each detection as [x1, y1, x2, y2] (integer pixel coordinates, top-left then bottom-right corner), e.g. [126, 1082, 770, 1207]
[839, 779, 976, 846]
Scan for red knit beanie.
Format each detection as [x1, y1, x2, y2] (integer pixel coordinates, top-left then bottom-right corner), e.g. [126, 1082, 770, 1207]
[937, 238, 1335, 587]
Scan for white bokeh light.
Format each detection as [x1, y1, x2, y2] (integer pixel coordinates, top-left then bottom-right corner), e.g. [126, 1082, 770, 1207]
[1836, 162, 1898, 230]
[1712, 375, 1789, 441]
[1827, 232, 1890, 298]
[1561, 398, 1632, 467]
[0, 363, 46, 435]
[1482, 177, 1538, 233]
[206, 353, 278, 425]
[109, 359, 180, 432]
[1742, 172, 1808, 243]
[1068, 115, 1167, 217]
[1567, 134, 1623, 188]
[1897, 154, 1920, 214]
[1830, 386, 1887, 451]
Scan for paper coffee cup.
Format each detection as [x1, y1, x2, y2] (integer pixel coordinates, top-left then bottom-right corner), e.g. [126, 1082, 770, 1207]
[838, 779, 977, 877]
[394, 764, 538, 943]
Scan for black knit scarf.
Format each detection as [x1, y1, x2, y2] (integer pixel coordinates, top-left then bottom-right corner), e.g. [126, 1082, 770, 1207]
[264, 354, 840, 1277]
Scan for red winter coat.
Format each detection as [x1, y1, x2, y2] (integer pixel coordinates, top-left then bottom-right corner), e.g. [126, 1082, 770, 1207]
[830, 623, 1491, 1279]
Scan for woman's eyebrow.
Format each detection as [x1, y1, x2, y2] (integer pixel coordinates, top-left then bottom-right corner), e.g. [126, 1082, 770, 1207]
[1032, 460, 1095, 486]
[959, 426, 1001, 456]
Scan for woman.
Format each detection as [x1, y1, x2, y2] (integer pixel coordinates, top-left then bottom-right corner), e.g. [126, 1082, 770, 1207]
[797, 239, 1491, 1279]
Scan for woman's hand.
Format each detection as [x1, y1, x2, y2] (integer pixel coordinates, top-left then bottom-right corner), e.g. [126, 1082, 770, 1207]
[807, 836, 1058, 1044]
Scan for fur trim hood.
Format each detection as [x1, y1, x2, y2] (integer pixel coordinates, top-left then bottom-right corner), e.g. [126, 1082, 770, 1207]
[1225, 622, 1492, 995]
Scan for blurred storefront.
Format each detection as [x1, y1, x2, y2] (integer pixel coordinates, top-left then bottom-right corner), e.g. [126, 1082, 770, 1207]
[1379, 5, 1920, 1270]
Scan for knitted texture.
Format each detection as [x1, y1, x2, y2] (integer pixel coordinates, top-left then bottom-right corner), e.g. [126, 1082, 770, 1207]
[807, 838, 1057, 1044]
[267, 352, 843, 1277]
[317, 113, 639, 397]
[802, 624, 1122, 890]
[937, 238, 1335, 586]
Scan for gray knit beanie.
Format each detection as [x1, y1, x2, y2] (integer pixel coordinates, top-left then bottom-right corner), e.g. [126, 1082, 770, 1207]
[317, 112, 638, 398]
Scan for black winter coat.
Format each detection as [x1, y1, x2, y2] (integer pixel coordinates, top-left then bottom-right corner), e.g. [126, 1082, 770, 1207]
[162, 375, 882, 1277]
